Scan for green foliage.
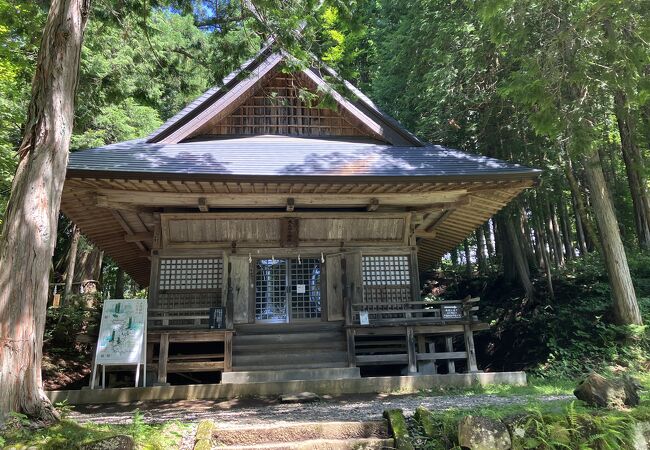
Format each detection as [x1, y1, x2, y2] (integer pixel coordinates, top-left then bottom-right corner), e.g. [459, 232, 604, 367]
[440, 249, 650, 378]
[407, 399, 646, 450]
[44, 295, 99, 352]
[0, 0, 46, 217]
[0, 412, 191, 449]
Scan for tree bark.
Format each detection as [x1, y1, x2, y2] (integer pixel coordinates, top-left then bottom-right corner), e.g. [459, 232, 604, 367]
[484, 221, 495, 257]
[63, 225, 80, 300]
[564, 160, 600, 253]
[476, 228, 488, 274]
[0, 0, 91, 423]
[463, 239, 472, 277]
[570, 185, 589, 256]
[557, 193, 574, 260]
[498, 211, 534, 299]
[584, 152, 642, 325]
[112, 268, 125, 299]
[614, 91, 650, 250]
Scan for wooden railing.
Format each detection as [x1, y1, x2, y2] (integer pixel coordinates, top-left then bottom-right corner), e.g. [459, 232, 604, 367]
[344, 296, 483, 374]
[346, 297, 480, 326]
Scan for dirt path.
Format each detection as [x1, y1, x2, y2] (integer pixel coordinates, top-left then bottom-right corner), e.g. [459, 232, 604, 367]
[68, 392, 572, 427]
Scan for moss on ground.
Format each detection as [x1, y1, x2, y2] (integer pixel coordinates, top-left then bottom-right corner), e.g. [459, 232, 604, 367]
[0, 411, 191, 450]
[383, 409, 414, 450]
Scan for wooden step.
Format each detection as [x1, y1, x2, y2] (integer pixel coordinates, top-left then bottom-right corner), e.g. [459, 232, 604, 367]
[233, 341, 346, 355]
[232, 350, 347, 367]
[166, 361, 224, 372]
[235, 322, 344, 335]
[234, 331, 343, 345]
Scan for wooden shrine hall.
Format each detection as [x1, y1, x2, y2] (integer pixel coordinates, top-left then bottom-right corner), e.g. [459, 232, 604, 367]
[61, 43, 540, 387]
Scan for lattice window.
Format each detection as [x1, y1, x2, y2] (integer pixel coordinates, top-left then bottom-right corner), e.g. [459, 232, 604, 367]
[158, 258, 223, 291]
[362, 255, 412, 313]
[289, 258, 321, 320]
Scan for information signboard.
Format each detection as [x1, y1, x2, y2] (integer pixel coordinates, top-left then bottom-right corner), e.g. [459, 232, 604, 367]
[441, 304, 464, 320]
[91, 299, 147, 389]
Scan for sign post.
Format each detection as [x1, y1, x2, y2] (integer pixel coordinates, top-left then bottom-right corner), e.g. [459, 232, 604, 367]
[91, 299, 147, 389]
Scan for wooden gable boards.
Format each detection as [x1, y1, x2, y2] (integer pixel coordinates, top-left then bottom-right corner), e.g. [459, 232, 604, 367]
[146, 48, 421, 146]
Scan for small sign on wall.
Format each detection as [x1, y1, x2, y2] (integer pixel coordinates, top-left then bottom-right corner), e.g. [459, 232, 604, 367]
[296, 284, 306, 294]
[359, 310, 369, 325]
[441, 304, 463, 320]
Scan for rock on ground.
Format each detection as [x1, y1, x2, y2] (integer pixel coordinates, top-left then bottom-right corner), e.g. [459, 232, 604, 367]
[574, 372, 640, 409]
[458, 415, 511, 450]
[81, 435, 135, 450]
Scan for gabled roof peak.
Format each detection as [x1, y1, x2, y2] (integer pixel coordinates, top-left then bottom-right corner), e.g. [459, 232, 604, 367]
[146, 44, 423, 146]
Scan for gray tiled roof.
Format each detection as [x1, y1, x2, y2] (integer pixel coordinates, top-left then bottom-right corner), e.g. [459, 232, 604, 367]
[68, 136, 540, 180]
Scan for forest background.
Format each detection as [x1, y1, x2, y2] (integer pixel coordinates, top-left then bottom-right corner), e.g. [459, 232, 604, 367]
[1, 0, 649, 384]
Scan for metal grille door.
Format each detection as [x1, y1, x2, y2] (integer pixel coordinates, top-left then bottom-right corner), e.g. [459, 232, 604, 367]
[255, 259, 288, 322]
[255, 258, 322, 323]
[289, 258, 321, 320]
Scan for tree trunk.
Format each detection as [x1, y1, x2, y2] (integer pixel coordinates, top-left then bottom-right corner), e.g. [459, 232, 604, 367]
[476, 228, 488, 274]
[584, 152, 642, 325]
[450, 247, 459, 267]
[564, 160, 600, 252]
[498, 211, 534, 299]
[112, 268, 125, 299]
[614, 91, 650, 250]
[484, 221, 495, 257]
[571, 186, 589, 256]
[463, 239, 472, 277]
[534, 216, 555, 300]
[557, 193, 574, 260]
[63, 225, 80, 300]
[0, 0, 91, 423]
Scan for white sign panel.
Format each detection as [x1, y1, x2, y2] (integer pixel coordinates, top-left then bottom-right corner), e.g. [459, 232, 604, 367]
[359, 310, 370, 325]
[95, 299, 147, 365]
[296, 284, 306, 294]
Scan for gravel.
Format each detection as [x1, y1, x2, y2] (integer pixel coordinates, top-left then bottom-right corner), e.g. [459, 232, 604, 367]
[68, 393, 572, 427]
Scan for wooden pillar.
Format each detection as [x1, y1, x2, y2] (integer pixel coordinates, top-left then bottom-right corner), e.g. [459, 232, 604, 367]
[406, 326, 417, 374]
[224, 331, 233, 372]
[346, 328, 356, 368]
[157, 333, 169, 385]
[445, 336, 456, 374]
[428, 342, 438, 374]
[464, 325, 479, 373]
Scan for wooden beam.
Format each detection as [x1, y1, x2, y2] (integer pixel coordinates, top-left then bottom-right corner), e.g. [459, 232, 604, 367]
[111, 210, 148, 254]
[366, 198, 379, 212]
[286, 197, 295, 212]
[425, 209, 454, 233]
[93, 189, 468, 210]
[124, 232, 153, 242]
[198, 197, 209, 212]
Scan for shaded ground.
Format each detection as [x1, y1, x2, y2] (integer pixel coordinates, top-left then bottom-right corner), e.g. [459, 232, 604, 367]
[68, 392, 572, 427]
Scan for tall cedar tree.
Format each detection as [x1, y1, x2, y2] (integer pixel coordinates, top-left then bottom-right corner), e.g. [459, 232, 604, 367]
[0, 0, 91, 422]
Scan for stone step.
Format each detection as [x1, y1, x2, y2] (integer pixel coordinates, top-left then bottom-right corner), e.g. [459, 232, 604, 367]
[213, 421, 390, 447]
[231, 361, 349, 372]
[219, 438, 395, 449]
[222, 367, 361, 384]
